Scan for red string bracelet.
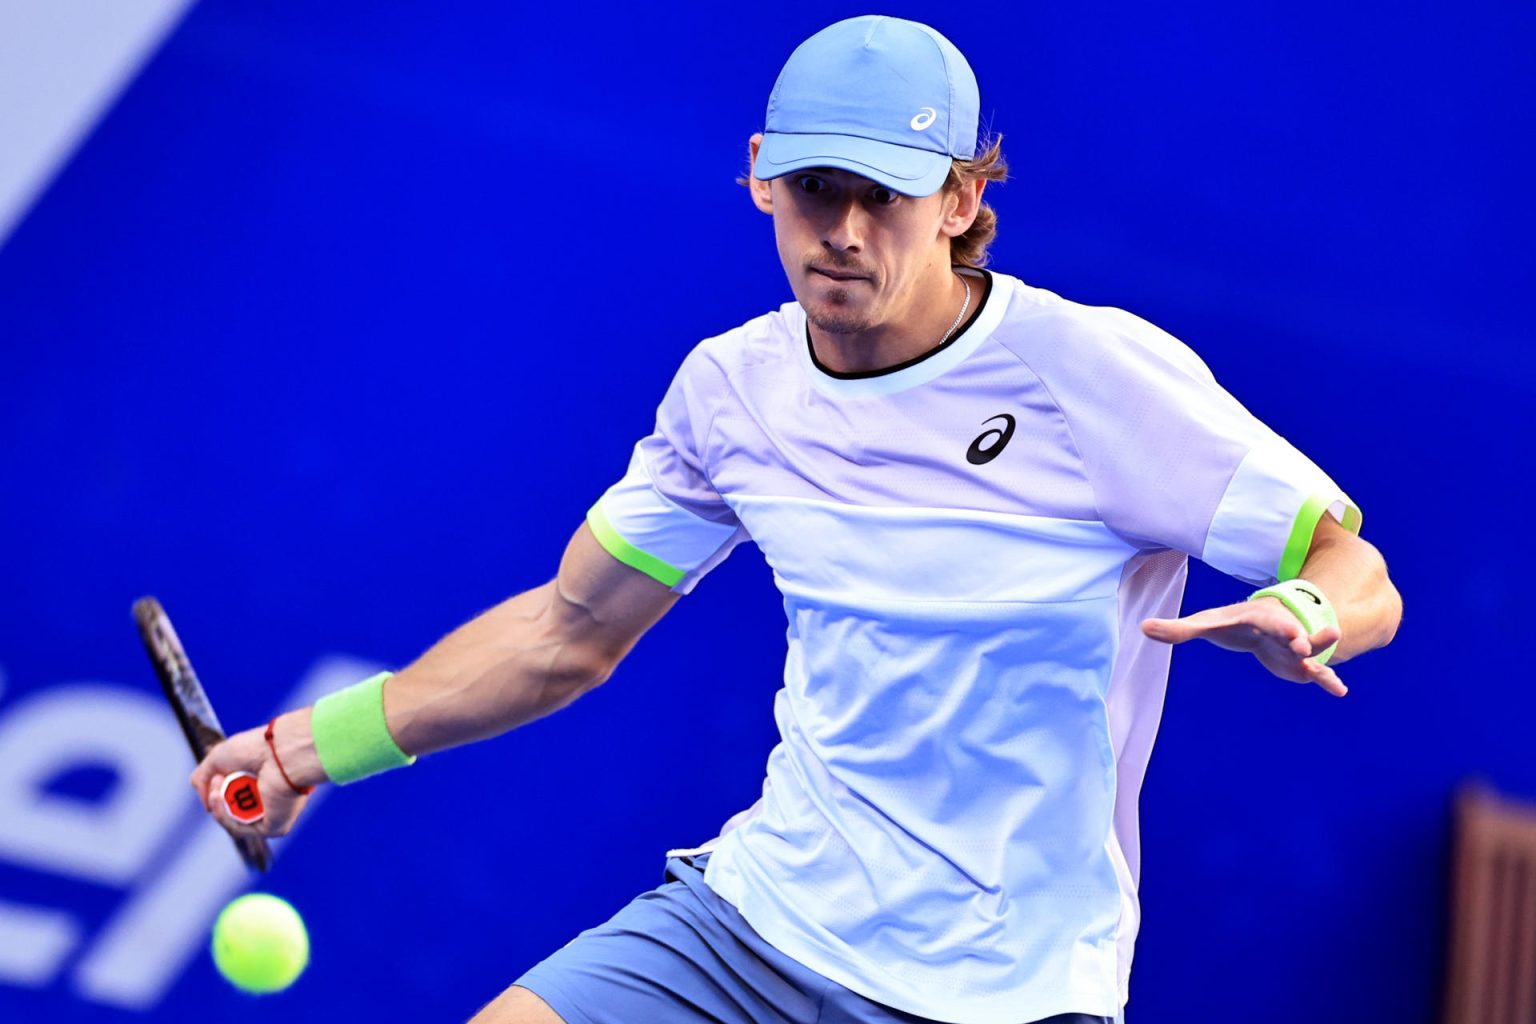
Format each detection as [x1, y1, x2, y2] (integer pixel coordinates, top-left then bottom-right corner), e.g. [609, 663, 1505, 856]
[265, 717, 315, 796]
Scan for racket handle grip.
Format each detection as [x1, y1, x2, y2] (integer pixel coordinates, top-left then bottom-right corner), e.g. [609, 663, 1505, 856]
[219, 771, 266, 824]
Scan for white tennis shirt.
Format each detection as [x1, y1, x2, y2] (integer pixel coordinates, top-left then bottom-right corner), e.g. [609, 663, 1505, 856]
[586, 269, 1361, 1023]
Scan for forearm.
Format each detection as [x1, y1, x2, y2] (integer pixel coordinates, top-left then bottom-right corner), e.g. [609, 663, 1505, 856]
[265, 524, 675, 790]
[394, 581, 616, 752]
[1296, 521, 1402, 664]
[267, 585, 607, 788]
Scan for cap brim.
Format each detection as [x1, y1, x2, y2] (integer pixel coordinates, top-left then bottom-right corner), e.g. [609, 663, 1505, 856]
[753, 132, 951, 197]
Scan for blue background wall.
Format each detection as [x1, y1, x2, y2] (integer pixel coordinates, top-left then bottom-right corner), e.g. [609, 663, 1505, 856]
[1, 2, 1530, 1020]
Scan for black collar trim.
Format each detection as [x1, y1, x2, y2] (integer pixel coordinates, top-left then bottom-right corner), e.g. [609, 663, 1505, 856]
[805, 269, 994, 381]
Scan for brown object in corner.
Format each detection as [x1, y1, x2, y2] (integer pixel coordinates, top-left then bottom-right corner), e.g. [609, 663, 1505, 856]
[1444, 785, 1536, 1024]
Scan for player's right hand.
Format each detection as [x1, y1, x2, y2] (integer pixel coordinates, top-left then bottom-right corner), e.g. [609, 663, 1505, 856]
[190, 722, 313, 838]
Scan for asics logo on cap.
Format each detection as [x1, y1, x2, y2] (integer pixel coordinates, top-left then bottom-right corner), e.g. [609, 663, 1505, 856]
[910, 107, 937, 131]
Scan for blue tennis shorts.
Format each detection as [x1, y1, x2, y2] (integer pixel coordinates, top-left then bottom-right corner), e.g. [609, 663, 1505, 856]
[514, 854, 1123, 1024]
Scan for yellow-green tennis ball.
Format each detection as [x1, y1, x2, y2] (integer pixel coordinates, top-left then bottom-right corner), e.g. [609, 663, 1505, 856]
[211, 893, 309, 994]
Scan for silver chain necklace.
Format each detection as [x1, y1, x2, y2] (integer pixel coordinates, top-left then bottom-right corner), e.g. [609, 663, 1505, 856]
[938, 274, 972, 346]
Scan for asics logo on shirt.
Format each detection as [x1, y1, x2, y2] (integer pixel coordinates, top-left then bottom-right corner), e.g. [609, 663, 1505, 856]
[910, 107, 937, 130]
[966, 414, 1016, 465]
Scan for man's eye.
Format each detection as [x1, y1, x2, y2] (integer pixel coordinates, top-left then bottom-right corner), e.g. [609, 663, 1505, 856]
[869, 187, 898, 205]
[796, 176, 827, 194]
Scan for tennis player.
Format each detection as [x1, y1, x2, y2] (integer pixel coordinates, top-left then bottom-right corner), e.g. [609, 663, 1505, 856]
[192, 16, 1401, 1024]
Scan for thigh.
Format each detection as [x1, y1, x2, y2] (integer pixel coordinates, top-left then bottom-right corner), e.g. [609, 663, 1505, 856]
[469, 984, 566, 1024]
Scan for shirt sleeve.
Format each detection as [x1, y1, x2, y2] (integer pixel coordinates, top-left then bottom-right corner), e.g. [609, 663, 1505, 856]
[1030, 307, 1361, 586]
[587, 345, 747, 594]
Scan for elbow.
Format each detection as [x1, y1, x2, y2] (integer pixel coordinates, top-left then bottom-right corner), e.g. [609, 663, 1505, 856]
[1380, 575, 1404, 649]
[1370, 537, 1403, 648]
[548, 644, 620, 705]
[1322, 536, 1401, 660]
[573, 649, 621, 695]
[1360, 546, 1403, 652]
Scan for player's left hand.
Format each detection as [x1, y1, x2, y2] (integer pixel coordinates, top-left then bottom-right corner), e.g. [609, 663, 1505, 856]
[1141, 598, 1347, 697]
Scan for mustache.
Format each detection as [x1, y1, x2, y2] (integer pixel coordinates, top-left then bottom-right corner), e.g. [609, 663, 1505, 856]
[805, 255, 875, 279]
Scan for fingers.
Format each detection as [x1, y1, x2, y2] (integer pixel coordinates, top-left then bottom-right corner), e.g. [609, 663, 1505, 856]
[1140, 617, 1192, 644]
[1151, 602, 1352, 697]
[189, 759, 214, 807]
[1145, 602, 1300, 656]
[203, 772, 256, 831]
[188, 730, 303, 838]
[1301, 625, 1345, 697]
[189, 736, 241, 810]
[207, 779, 251, 832]
[190, 763, 226, 814]
[1308, 625, 1341, 654]
[205, 770, 303, 837]
[1141, 605, 1244, 645]
[1301, 656, 1347, 697]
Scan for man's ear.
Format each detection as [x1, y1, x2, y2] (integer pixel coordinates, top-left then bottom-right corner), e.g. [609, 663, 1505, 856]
[747, 134, 774, 215]
[940, 178, 985, 239]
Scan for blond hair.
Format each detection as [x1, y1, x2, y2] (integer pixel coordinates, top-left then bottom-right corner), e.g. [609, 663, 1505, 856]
[944, 134, 1008, 269]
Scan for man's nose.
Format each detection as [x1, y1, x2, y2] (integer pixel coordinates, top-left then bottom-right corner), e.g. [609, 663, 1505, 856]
[822, 197, 867, 253]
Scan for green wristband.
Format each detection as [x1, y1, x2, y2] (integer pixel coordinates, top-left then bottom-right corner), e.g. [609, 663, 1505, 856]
[311, 671, 416, 784]
[1249, 578, 1341, 665]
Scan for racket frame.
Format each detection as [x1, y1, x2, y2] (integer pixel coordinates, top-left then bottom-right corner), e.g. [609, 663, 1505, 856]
[133, 596, 271, 873]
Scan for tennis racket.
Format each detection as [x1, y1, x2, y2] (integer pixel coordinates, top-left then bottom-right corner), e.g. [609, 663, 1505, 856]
[133, 596, 272, 873]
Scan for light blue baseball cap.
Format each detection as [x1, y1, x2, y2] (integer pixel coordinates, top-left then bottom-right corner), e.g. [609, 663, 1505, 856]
[753, 16, 980, 198]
